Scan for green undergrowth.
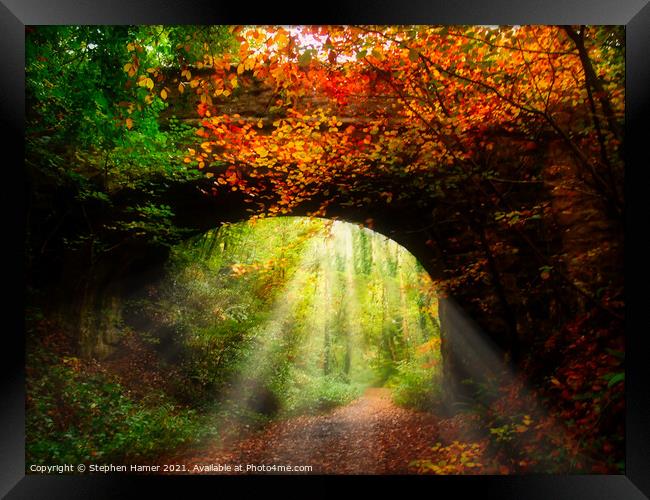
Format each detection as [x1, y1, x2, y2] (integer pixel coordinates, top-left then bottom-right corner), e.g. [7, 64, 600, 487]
[281, 374, 363, 416]
[26, 344, 208, 465]
[388, 360, 443, 411]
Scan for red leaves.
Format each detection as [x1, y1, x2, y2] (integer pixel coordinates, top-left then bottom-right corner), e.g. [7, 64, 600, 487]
[197, 102, 209, 117]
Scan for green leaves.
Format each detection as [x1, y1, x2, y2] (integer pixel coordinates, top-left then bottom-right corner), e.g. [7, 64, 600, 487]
[601, 372, 625, 388]
[26, 343, 204, 465]
[298, 49, 314, 67]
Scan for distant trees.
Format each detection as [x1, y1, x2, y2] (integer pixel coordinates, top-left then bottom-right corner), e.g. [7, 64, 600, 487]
[140, 217, 440, 411]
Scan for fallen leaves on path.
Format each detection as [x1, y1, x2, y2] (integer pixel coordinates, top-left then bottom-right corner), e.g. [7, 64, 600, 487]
[171, 388, 442, 474]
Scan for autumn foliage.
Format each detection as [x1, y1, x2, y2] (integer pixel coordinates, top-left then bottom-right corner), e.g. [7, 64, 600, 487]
[25, 25, 625, 474]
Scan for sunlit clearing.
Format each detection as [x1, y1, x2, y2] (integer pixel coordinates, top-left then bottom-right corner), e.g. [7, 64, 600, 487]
[162, 217, 441, 441]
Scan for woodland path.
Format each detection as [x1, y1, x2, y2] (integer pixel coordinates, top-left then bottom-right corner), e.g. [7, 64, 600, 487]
[172, 388, 441, 474]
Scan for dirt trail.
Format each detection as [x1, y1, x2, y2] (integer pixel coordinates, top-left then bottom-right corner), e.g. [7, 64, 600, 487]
[175, 388, 441, 474]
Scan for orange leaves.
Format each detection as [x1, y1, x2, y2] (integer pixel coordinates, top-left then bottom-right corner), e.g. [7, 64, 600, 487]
[416, 337, 441, 354]
[273, 29, 290, 49]
[169, 25, 621, 224]
[123, 62, 137, 77]
[230, 263, 248, 276]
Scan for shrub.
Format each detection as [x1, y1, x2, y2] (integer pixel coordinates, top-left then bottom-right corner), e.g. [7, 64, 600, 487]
[388, 360, 441, 411]
[26, 347, 205, 465]
[282, 374, 361, 416]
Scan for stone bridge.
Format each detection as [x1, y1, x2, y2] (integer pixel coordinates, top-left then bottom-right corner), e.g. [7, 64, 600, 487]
[64, 68, 612, 409]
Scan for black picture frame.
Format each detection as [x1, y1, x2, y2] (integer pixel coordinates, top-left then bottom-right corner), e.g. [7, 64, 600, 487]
[2, 1, 647, 498]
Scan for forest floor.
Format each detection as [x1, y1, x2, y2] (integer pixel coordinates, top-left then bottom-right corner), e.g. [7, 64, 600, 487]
[168, 388, 443, 474]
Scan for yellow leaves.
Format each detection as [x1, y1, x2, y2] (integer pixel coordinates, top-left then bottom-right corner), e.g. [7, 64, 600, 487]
[178, 83, 185, 94]
[274, 31, 289, 48]
[257, 119, 264, 128]
[200, 141, 213, 152]
[244, 56, 256, 71]
[123, 62, 137, 77]
[62, 356, 81, 372]
[137, 75, 154, 90]
[237, 63, 245, 75]
[254, 146, 269, 158]
[125, 117, 134, 129]
[181, 69, 192, 80]
[126, 42, 135, 52]
[413, 441, 485, 474]
[370, 46, 385, 61]
[205, 172, 214, 178]
[160, 88, 168, 100]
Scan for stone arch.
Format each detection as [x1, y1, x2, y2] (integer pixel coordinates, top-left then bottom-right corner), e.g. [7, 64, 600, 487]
[63, 70, 601, 411]
[71, 170, 519, 410]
